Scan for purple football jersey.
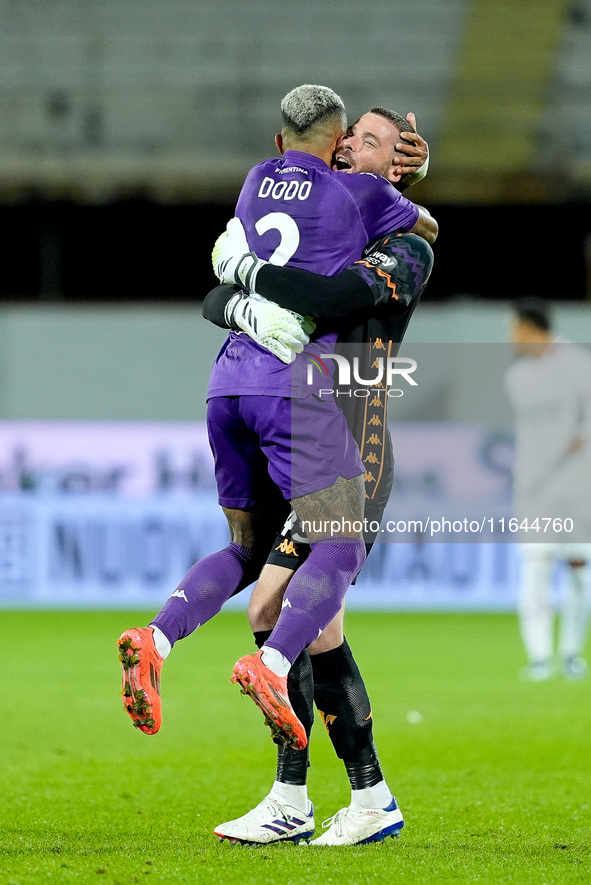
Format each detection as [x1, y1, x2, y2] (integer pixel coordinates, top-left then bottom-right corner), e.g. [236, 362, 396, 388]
[207, 150, 419, 398]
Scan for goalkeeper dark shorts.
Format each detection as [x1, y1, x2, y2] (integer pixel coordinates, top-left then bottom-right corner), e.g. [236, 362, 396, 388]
[265, 427, 394, 575]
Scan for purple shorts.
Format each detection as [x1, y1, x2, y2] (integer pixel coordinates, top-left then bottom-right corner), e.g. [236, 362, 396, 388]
[207, 394, 364, 507]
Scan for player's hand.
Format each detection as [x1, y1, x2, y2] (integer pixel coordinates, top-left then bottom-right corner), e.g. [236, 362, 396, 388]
[229, 293, 316, 364]
[394, 112, 429, 189]
[212, 217, 266, 291]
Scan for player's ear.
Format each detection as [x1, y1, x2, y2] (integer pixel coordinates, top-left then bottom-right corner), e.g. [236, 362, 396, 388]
[275, 133, 285, 155]
[386, 161, 403, 185]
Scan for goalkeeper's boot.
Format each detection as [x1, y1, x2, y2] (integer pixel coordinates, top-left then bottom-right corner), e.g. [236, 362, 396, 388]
[118, 627, 163, 735]
[310, 797, 404, 846]
[231, 650, 307, 750]
[214, 794, 315, 845]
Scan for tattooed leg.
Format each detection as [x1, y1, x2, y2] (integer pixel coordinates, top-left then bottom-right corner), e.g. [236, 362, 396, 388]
[261, 475, 366, 664]
[291, 474, 366, 542]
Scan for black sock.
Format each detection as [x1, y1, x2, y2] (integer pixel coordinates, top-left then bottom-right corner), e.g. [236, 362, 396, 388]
[253, 630, 272, 650]
[253, 631, 313, 786]
[311, 639, 384, 790]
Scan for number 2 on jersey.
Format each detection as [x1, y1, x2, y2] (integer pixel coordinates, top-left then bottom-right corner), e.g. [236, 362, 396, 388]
[255, 212, 300, 266]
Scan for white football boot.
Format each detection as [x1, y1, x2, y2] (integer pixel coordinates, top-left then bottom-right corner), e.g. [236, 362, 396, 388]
[214, 795, 315, 845]
[309, 796, 403, 846]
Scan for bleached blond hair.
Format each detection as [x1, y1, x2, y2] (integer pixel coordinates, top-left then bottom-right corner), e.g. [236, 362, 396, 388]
[280, 84, 346, 136]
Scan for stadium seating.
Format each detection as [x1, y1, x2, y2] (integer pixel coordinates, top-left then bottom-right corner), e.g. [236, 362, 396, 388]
[2, 0, 590, 196]
[0, 0, 469, 195]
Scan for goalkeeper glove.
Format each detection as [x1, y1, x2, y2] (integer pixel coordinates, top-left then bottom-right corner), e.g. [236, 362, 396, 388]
[212, 217, 266, 292]
[225, 292, 315, 364]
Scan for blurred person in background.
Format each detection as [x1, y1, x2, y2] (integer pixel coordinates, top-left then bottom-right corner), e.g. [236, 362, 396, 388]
[504, 297, 591, 681]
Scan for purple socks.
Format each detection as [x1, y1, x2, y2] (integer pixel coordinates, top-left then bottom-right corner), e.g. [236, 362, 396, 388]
[150, 536, 365, 662]
[151, 542, 260, 646]
[264, 537, 366, 663]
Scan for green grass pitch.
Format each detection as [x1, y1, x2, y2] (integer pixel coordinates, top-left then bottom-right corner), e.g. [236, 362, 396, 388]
[1, 609, 590, 884]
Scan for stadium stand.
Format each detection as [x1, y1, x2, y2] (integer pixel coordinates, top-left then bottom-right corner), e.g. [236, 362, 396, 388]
[438, 0, 570, 174]
[543, 0, 591, 181]
[0, 0, 468, 198]
[0, 1, 589, 301]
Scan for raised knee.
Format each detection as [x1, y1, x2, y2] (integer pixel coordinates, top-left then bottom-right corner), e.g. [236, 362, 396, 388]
[311, 537, 366, 582]
[247, 595, 281, 632]
[340, 538, 366, 575]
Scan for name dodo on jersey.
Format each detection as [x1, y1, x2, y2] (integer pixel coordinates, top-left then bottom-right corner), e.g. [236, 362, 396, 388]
[258, 176, 312, 202]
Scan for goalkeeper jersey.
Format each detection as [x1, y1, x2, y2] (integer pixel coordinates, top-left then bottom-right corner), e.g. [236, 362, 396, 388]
[333, 232, 433, 521]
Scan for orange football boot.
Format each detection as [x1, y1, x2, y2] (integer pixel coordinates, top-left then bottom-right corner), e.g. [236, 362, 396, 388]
[118, 627, 163, 735]
[232, 650, 307, 750]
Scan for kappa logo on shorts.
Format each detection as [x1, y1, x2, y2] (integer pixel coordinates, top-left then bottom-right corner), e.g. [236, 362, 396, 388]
[275, 538, 298, 557]
[282, 598, 292, 609]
